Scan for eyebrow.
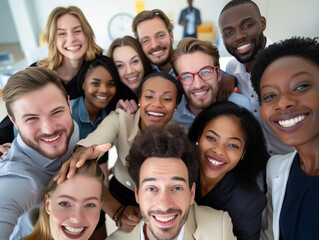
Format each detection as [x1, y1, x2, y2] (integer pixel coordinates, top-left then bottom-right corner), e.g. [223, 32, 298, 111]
[144, 89, 174, 95]
[21, 106, 66, 119]
[142, 176, 187, 184]
[57, 195, 100, 202]
[207, 130, 243, 142]
[179, 65, 212, 75]
[57, 25, 82, 31]
[260, 71, 313, 90]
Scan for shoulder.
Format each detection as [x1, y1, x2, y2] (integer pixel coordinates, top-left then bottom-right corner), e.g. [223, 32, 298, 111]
[267, 151, 296, 178]
[225, 57, 240, 73]
[228, 92, 253, 113]
[106, 223, 140, 240]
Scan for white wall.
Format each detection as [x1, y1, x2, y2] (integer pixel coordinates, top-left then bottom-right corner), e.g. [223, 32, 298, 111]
[0, 0, 19, 43]
[2, 0, 319, 57]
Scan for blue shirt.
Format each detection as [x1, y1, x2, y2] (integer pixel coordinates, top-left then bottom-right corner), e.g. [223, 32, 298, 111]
[152, 64, 176, 77]
[0, 122, 79, 240]
[173, 92, 253, 129]
[71, 96, 109, 139]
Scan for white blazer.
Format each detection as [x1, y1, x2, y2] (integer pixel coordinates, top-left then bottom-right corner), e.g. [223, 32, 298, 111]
[260, 151, 297, 240]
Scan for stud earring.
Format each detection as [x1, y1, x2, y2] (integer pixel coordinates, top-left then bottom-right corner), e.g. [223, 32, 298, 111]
[195, 141, 198, 146]
[138, 104, 140, 107]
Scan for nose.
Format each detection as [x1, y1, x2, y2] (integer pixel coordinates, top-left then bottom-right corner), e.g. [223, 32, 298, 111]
[192, 74, 205, 89]
[151, 96, 163, 107]
[69, 207, 84, 224]
[150, 38, 160, 50]
[274, 93, 296, 111]
[127, 64, 135, 74]
[156, 190, 174, 211]
[211, 141, 225, 156]
[99, 83, 108, 93]
[234, 28, 247, 42]
[41, 118, 57, 135]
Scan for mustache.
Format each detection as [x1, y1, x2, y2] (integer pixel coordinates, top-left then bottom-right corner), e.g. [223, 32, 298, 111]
[149, 208, 182, 216]
[149, 46, 167, 54]
[36, 130, 64, 140]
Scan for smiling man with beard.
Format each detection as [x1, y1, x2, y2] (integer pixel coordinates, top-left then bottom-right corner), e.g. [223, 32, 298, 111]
[0, 67, 79, 239]
[132, 9, 176, 76]
[107, 124, 236, 240]
[218, 0, 294, 156]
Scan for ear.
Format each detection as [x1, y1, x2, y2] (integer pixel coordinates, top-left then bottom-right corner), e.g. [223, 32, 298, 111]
[217, 67, 222, 83]
[170, 31, 174, 43]
[261, 16, 266, 31]
[190, 182, 196, 205]
[45, 194, 51, 215]
[134, 185, 140, 204]
[8, 114, 17, 128]
[67, 95, 72, 114]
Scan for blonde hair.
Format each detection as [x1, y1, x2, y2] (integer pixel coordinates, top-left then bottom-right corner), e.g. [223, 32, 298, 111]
[37, 6, 103, 70]
[171, 37, 220, 75]
[21, 161, 104, 240]
[2, 67, 68, 120]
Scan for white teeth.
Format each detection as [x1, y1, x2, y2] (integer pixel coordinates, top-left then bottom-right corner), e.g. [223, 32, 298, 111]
[155, 216, 175, 222]
[152, 50, 163, 55]
[42, 135, 59, 142]
[64, 226, 84, 234]
[237, 43, 251, 50]
[193, 91, 207, 96]
[96, 96, 108, 100]
[208, 158, 224, 166]
[67, 46, 80, 51]
[278, 115, 306, 128]
[127, 76, 137, 81]
[148, 111, 164, 117]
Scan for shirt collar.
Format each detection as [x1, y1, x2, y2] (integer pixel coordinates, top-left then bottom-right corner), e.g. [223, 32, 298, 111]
[140, 220, 185, 240]
[77, 97, 107, 123]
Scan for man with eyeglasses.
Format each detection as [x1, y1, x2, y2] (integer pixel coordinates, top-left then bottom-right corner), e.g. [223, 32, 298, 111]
[171, 37, 252, 128]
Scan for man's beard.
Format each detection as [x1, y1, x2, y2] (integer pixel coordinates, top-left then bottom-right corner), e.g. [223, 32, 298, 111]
[230, 32, 265, 64]
[149, 44, 174, 67]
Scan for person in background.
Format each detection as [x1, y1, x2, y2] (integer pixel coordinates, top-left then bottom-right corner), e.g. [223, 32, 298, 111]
[179, 0, 202, 38]
[22, 161, 104, 240]
[107, 124, 236, 240]
[218, 0, 294, 155]
[0, 67, 81, 239]
[189, 101, 268, 239]
[54, 72, 184, 233]
[251, 37, 319, 240]
[171, 37, 252, 129]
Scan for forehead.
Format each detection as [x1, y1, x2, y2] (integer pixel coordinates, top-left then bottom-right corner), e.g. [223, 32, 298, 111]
[11, 84, 68, 116]
[139, 157, 189, 185]
[137, 16, 169, 39]
[113, 45, 138, 61]
[142, 76, 176, 92]
[57, 14, 80, 28]
[176, 51, 215, 73]
[219, 3, 260, 28]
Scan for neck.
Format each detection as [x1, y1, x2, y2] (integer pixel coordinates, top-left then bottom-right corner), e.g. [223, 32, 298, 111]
[158, 62, 172, 74]
[57, 58, 83, 84]
[244, 36, 267, 73]
[84, 98, 100, 124]
[296, 138, 319, 176]
[200, 169, 223, 197]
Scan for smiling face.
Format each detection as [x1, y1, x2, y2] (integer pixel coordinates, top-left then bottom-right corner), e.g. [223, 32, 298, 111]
[113, 45, 144, 94]
[82, 66, 116, 114]
[219, 3, 266, 64]
[45, 174, 102, 240]
[139, 76, 177, 131]
[176, 51, 221, 114]
[56, 14, 88, 62]
[137, 17, 174, 67]
[260, 56, 319, 148]
[135, 157, 195, 240]
[10, 84, 74, 159]
[198, 115, 246, 185]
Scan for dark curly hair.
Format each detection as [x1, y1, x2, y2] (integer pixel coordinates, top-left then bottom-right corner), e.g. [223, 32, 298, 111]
[251, 36, 319, 104]
[137, 71, 184, 105]
[220, 0, 261, 17]
[189, 101, 269, 187]
[127, 124, 199, 189]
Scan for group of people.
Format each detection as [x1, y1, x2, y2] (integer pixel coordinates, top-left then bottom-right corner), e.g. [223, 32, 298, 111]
[0, 0, 318, 240]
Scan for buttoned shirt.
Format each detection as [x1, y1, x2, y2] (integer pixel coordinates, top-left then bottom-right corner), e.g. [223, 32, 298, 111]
[152, 64, 176, 77]
[173, 92, 253, 129]
[139, 221, 185, 240]
[0, 122, 79, 240]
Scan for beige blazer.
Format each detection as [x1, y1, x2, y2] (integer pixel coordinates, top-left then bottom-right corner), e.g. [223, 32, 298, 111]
[106, 202, 236, 240]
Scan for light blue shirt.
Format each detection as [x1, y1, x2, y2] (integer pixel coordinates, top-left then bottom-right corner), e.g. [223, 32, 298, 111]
[71, 96, 109, 139]
[0, 122, 79, 240]
[173, 93, 253, 129]
[185, 8, 196, 35]
[152, 64, 176, 77]
[139, 220, 185, 240]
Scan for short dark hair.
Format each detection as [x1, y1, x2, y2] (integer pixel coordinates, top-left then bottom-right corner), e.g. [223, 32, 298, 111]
[189, 101, 269, 187]
[220, 0, 261, 17]
[251, 36, 319, 103]
[137, 71, 183, 105]
[127, 124, 199, 189]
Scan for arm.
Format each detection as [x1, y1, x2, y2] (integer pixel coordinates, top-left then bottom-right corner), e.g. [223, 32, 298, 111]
[196, 9, 201, 26]
[0, 176, 37, 239]
[217, 72, 236, 102]
[178, 9, 187, 27]
[0, 143, 11, 161]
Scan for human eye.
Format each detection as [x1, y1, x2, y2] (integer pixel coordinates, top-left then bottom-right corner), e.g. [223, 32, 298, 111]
[74, 27, 83, 34]
[52, 110, 64, 116]
[228, 143, 239, 149]
[200, 68, 213, 78]
[223, 31, 233, 38]
[115, 63, 124, 69]
[294, 82, 311, 92]
[262, 93, 276, 103]
[179, 74, 193, 84]
[91, 81, 100, 87]
[172, 186, 183, 191]
[85, 203, 97, 208]
[59, 201, 71, 207]
[157, 33, 165, 38]
[146, 187, 156, 192]
[132, 59, 140, 65]
[25, 117, 38, 123]
[107, 81, 115, 87]
[141, 38, 149, 45]
[57, 31, 66, 37]
[205, 135, 216, 142]
[242, 23, 253, 30]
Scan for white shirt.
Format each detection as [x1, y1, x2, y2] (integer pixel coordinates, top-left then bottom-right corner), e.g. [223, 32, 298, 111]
[140, 220, 185, 240]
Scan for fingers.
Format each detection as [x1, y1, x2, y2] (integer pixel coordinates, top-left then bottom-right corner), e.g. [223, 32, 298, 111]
[119, 206, 141, 232]
[53, 159, 71, 184]
[116, 99, 138, 114]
